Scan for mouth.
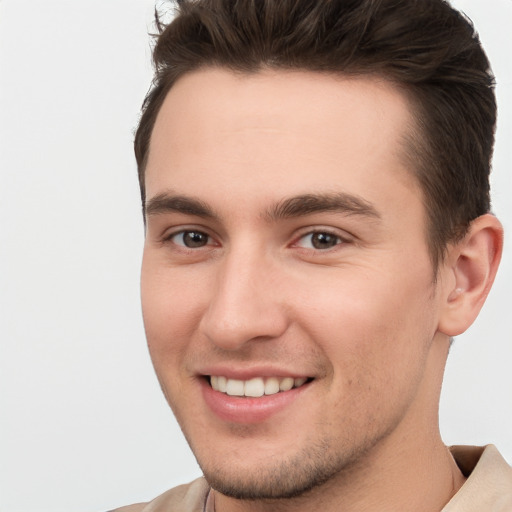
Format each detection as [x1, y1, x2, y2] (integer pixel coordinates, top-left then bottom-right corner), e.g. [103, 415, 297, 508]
[201, 373, 314, 423]
[208, 375, 312, 397]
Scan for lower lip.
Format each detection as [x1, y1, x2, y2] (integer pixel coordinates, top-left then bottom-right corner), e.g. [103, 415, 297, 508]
[201, 378, 310, 424]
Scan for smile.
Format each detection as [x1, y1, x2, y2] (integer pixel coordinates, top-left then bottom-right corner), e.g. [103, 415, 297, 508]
[209, 376, 309, 397]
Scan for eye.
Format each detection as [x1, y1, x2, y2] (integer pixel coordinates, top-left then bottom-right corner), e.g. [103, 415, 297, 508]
[295, 231, 343, 250]
[169, 230, 211, 248]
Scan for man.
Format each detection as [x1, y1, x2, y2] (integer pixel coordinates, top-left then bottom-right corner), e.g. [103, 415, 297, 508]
[114, 0, 511, 510]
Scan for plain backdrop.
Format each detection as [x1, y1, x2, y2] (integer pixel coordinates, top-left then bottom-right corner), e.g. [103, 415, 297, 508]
[0, 1, 510, 511]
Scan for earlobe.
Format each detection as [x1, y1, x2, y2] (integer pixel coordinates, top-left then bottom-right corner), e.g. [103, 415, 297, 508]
[438, 214, 503, 337]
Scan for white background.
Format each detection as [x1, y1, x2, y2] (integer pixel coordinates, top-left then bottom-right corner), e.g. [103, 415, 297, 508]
[0, 1, 510, 511]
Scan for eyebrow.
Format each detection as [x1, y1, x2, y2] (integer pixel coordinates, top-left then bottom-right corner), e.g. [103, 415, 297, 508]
[144, 191, 381, 223]
[265, 193, 381, 221]
[145, 193, 218, 219]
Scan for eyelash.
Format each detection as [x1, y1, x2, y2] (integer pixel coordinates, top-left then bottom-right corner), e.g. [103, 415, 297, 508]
[163, 229, 215, 249]
[163, 228, 349, 252]
[292, 230, 346, 251]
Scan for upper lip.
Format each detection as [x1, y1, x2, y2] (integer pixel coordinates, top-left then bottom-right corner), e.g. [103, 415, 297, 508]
[197, 365, 312, 380]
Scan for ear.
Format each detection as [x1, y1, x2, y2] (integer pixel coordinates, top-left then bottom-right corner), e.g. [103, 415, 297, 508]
[437, 214, 503, 337]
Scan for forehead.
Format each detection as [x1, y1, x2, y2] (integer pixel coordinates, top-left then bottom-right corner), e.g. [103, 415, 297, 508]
[146, 68, 419, 211]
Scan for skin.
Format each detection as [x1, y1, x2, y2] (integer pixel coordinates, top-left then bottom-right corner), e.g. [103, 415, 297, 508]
[141, 68, 502, 512]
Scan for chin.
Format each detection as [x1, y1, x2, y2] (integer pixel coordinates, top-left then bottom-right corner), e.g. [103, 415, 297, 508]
[197, 440, 358, 501]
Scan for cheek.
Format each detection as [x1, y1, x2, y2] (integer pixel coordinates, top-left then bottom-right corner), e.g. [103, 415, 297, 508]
[293, 265, 437, 385]
[140, 254, 207, 362]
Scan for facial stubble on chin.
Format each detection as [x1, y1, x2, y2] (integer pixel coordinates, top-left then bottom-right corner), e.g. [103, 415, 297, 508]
[186, 428, 385, 501]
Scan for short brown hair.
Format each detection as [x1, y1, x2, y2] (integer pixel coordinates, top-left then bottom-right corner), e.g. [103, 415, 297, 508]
[135, 0, 496, 268]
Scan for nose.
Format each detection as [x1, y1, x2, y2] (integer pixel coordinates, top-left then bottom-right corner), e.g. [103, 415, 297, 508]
[199, 248, 289, 351]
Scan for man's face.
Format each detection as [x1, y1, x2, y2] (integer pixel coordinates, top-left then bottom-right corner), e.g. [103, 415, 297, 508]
[141, 69, 448, 499]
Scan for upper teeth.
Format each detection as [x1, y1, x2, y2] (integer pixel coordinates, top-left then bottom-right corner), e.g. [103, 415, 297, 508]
[210, 376, 308, 397]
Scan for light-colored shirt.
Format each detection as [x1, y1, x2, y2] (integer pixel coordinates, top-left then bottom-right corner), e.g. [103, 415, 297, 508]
[110, 445, 512, 512]
[442, 445, 512, 511]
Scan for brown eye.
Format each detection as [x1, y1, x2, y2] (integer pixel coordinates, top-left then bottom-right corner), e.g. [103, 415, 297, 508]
[297, 231, 342, 250]
[172, 230, 210, 248]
